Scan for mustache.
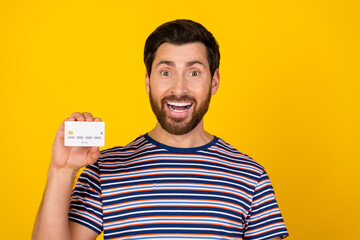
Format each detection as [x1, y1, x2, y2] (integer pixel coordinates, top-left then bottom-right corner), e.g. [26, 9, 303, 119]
[161, 93, 196, 103]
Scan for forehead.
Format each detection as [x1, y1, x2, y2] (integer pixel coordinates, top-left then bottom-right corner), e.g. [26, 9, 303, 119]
[153, 42, 208, 68]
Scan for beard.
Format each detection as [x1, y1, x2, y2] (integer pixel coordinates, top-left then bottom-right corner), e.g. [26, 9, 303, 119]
[149, 86, 212, 135]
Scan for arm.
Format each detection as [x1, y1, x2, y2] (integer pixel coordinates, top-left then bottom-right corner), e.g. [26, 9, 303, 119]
[32, 112, 101, 240]
[244, 170, 288, 240]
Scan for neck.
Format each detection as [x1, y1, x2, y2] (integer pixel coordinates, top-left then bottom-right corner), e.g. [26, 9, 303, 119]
[148, 120, 214, 148]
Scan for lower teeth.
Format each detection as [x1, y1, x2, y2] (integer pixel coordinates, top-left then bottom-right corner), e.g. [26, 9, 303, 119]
[170, 107, 186, 112]
[169, 105, 190, 112]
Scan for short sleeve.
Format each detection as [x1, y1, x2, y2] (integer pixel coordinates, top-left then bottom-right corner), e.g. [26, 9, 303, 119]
[69, 162, 103, 234]
[244, 170, 288, 239]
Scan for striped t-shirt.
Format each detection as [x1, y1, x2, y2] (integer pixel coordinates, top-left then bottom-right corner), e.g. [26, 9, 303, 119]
[69, 134, 288, 240]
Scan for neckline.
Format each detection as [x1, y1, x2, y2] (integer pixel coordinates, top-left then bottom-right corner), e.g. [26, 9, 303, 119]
[143, 133, 219, 153]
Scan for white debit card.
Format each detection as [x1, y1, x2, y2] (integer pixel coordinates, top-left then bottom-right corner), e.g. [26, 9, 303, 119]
[64, 121, 105, 147]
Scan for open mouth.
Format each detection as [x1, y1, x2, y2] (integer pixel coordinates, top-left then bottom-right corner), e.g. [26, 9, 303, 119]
[166, 101, 193, 113]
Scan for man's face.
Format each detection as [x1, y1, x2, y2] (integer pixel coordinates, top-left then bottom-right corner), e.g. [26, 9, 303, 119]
[146, 42, 219, 135]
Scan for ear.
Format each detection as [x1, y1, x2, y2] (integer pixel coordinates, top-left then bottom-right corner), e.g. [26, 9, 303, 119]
[211, 68, 220, 95]
[145, 70, 150, 95]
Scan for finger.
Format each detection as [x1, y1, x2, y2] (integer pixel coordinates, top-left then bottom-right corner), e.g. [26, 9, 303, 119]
[61, 117, 74, 129]
[88, 147, 100, 164]
[94, 118, 102, 122]
[83, 112, 94, 122]
[70, 112, 85, 121]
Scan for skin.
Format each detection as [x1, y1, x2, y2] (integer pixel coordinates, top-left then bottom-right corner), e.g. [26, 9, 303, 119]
[146, 42, 219, 148]
[32, 43, 282, 240]
[32, 112, 100, 240]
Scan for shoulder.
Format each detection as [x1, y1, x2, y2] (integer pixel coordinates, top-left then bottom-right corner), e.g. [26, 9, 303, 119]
[98, 134, 157, 161]
[208, 137, 265, 173]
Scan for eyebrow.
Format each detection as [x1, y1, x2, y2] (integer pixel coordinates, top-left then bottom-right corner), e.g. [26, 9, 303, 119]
[186, 60, 205, 67]
[156, 61, 175, 67]
[156, 60, 206, 68]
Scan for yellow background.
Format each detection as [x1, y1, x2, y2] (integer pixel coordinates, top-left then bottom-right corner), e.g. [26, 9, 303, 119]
[1, 0, 359, 239]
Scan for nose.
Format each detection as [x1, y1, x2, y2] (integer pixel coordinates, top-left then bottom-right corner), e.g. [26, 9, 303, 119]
[172, 74, 188, 95]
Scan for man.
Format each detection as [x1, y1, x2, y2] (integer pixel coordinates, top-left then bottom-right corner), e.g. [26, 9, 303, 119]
[33, 19, 288, 240]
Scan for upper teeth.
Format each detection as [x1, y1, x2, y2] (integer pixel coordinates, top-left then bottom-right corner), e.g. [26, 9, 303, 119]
[167, 102, 192, 107]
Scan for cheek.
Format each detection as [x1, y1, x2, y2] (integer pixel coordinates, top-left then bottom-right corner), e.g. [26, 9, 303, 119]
[149, 85, 167, 102]
[150, 81, 173, 96]
[192, 82, 211, 97]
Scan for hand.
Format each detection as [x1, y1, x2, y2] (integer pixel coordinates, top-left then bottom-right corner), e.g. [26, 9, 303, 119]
[50, 112, 101, 173]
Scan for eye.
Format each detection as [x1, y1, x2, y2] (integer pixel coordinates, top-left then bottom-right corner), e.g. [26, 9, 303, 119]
[189, 71, 200, 77]
[160, 70, 171, 76]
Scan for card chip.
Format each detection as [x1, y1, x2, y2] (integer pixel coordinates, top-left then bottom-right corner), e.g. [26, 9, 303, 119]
[68, 131, 73, 135]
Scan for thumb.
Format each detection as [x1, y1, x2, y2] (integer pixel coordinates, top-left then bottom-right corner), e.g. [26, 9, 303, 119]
[55, 117, 75, 141]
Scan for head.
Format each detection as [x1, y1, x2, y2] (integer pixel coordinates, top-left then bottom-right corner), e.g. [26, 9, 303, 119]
[144, 20, 220, 136]
[144, 19, 220, 78]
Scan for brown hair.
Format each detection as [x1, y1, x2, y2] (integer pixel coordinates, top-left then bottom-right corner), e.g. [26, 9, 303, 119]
[144, 19, 220, 77]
